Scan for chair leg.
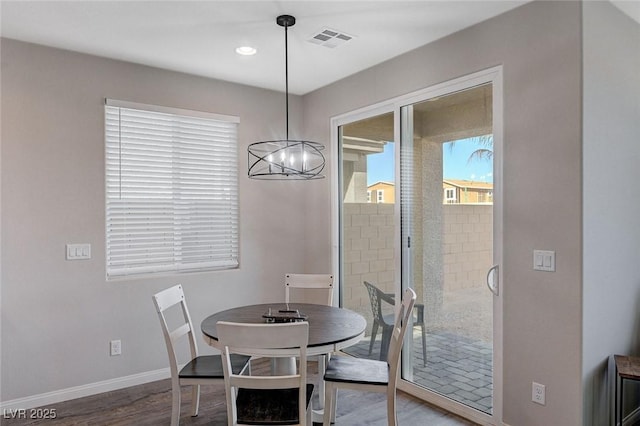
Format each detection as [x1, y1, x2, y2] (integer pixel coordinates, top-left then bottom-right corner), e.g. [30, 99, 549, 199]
[331, 387, 338, 423]
[226, 387, 237, 426]
[387, 386, 397, 426]
[380, 326, 392, 361]
[324, 384, 338, 426]
[368, 321, 379, 355]
[190, 384, 200, 417]
[420, 323, 427, 366]
[306, 396, 312, 426]
[317, 354, 326, 411]
[170, 378, 181, 426]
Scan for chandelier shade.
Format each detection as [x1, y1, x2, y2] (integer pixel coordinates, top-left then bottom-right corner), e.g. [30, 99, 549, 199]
[248, 139, 325, 180]
[248, 14, 326, 180]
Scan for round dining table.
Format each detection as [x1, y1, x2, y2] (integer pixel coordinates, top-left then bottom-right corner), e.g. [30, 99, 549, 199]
[201, 302, 366, 421]
[201, 302, 367, 356]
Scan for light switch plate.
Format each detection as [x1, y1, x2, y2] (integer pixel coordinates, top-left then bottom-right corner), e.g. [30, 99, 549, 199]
[66, 243, 91, 260]
[533, 250, 555, 272]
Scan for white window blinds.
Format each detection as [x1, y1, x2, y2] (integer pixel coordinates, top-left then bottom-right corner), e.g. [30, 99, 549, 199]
[105, 100, 239, 278]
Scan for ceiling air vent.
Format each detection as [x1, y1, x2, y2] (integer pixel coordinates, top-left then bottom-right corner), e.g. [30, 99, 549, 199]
[307, 28, 354, 48]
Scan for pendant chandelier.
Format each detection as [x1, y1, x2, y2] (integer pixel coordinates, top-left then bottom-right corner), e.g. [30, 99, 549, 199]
[248, 15, 325, 180]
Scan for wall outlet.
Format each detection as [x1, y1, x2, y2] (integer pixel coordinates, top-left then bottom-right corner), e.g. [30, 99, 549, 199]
[532, 382, 545, 405]
[110, 339, 122, 356]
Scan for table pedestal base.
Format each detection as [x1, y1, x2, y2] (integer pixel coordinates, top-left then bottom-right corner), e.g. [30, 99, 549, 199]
[271, 357, 297, 375]
[271, 355, 336, 424]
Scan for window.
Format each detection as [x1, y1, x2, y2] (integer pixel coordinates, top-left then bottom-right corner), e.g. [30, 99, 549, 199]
[377, 190, 384, 203]
[444, 188, 456, 204]
[105, 100, 239, 278]
[367, 190, 372, 203]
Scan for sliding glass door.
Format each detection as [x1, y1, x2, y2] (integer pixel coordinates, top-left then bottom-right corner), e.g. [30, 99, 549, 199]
[399, 82, 499, 423]
[333, 69, 502, 425]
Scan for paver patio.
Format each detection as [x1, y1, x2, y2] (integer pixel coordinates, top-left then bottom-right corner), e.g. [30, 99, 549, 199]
[342, 328, 493, 414]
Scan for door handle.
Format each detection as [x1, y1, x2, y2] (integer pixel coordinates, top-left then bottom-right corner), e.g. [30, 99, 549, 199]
[486, 264, 499, 296]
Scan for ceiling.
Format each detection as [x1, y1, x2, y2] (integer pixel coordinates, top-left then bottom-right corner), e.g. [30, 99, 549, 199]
[1, 1, 638, 95]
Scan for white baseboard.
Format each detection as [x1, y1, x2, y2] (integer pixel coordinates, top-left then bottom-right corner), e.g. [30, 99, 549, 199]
[0, 368, 170, 411]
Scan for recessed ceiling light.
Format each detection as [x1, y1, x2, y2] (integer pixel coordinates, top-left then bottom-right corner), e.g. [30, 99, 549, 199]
[235, 46, 257, 56]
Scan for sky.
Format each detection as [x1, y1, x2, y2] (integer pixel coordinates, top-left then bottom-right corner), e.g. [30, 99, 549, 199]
[367, 137, 493, 186]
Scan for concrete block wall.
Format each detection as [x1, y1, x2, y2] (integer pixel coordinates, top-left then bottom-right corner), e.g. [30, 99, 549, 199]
[443, 204, 493, 291]
[342, 202, 396, 327]
[342, 202, 492, 331]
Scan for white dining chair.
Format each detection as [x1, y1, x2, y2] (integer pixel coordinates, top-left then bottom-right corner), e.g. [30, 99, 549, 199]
[285, 273, 334, 367]
[217, 321, 314, 426]
[322, 288, 417, 426]
[285, 272, 334, 416]
[152, 285, 250, 426]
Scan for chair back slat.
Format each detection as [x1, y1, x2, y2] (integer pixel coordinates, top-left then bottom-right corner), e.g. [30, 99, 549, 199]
[219, 322, 308, 353]
[169, 323, 192, 343]
[153, 284, 185, 312]
[285, 273, 333, 306]
[232, 374, 302, 390]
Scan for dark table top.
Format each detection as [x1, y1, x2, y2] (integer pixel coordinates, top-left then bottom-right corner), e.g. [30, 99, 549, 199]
[201, 303, 367, 355]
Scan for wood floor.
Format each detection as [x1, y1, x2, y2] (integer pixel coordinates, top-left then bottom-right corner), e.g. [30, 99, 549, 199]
[2, 359, 477, 426]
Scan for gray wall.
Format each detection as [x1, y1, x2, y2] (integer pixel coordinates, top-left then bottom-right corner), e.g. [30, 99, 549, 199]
[3, 1, 638, 425]
[0, 38, 326, 401]
[303, 1, 583, 424]
[582, 2, 640, 425]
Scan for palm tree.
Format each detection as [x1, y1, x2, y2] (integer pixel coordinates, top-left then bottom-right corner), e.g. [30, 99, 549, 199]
[447, 134, 493, 164]
[466, 134, 493, 163]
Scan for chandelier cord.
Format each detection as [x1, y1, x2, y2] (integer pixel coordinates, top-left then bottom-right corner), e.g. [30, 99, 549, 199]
[284, 19, 289, 140]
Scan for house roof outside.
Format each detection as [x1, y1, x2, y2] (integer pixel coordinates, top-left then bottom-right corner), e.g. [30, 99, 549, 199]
[443, 179, 493, 190]
[367, 181, 394, 188]
[368, 180, 494, 190]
